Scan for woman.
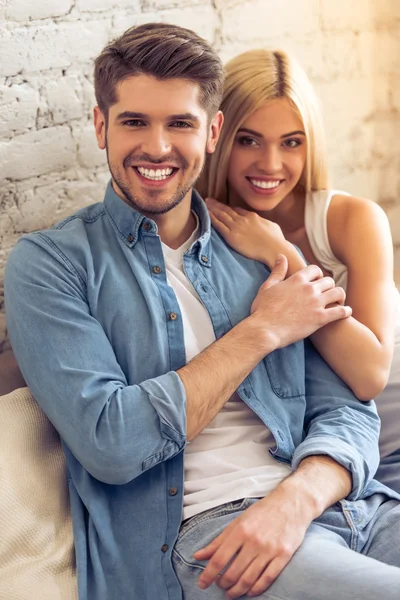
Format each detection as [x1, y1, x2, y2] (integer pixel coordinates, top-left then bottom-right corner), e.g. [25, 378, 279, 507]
[198, 49, 400, 492]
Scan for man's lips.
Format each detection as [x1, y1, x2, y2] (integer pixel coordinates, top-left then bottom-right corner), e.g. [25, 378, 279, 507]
[132, 166, 178, 186]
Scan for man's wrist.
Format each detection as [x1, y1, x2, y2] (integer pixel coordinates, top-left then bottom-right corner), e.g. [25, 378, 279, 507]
[278, 472, 323, 521]
[244, 313, 280, 356]
[280, 455, 353, 520]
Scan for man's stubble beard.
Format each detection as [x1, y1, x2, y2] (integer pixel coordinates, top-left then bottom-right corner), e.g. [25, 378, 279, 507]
[106, 145, 205, 216]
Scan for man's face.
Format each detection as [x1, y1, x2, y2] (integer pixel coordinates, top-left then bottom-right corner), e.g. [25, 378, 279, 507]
[94, 75, 222, 216]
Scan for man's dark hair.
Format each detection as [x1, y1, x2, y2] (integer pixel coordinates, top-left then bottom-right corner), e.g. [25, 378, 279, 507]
[94, 23, 224, 118]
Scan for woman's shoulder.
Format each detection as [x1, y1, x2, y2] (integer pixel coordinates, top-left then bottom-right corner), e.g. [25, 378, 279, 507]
[327, 193, 391, 265]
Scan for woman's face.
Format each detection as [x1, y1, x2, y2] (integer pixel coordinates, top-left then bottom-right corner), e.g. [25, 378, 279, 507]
[227, 98, 307, 212]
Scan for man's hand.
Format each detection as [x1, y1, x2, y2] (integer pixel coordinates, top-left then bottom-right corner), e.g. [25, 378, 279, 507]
[194, 486, 311, 598]
[250, 255, 351, 349]
[194, 456, 352, 598]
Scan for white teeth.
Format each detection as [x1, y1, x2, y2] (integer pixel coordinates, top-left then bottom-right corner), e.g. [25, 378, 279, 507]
[137, 167, 174, 180]
[250, 179, 280, 190]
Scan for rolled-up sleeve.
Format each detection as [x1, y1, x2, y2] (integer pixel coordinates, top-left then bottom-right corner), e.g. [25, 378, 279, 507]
[292, 340, 380, 500]
[5, 236, 187, 485]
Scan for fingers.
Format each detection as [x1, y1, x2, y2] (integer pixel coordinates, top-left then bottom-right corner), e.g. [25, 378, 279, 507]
[313, 276, 335, 293]
[320, 286, 347, 308]
[294, 263, 324, 282]
[217, 551, 293, 599]
[247, 555, 291, 597]
[193, 530, 226, 562]
[262, 255, 288, 290]
[206, 198, 239, 223]
[216, 546, 256, 591]
[230, 206, 251, 217]
[197, 535, 242, 590]
[209, 210, 231, 237]
[323, 303, 352, 323]
[220, 555, 265, 599]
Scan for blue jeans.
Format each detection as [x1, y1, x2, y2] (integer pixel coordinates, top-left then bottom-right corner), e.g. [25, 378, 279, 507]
[172, 497, 400, 599]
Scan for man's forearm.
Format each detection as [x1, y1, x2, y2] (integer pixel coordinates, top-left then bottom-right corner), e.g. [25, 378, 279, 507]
[279, 455, 352, 520]
[178, 315, 276, 440]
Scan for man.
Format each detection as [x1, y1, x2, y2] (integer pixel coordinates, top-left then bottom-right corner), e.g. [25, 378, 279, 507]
[4, 23, 400, 600]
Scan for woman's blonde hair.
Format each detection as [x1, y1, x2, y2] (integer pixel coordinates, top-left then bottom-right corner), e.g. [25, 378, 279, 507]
[198, 49, 329, 203]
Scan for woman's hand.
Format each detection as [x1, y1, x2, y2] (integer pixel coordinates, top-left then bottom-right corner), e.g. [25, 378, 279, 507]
[206, 197, 287, 268]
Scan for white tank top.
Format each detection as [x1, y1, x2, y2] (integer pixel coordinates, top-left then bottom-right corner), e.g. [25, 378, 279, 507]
[305, 189, 400, 459]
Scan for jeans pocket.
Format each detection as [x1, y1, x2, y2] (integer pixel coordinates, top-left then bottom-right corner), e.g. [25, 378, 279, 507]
[174, 498, 258, 568]
[178, 498, 249, 542]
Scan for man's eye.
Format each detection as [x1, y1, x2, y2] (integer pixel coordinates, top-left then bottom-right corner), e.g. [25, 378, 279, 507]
[171, 121, 191, 128]
[123, 120, 144, 127]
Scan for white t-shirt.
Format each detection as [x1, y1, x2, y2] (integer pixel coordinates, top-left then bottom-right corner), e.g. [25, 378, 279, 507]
[161, 217, 292, 521]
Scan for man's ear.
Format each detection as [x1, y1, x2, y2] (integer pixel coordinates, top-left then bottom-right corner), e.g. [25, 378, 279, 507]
[94, 106, 107, 150]
[206, 110, 224, 154]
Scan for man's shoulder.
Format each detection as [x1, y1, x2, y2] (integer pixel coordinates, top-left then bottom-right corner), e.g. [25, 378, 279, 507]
[20, 201, 105, 246]
[8, 201, 107, 277]
[44, 201, 106, 236]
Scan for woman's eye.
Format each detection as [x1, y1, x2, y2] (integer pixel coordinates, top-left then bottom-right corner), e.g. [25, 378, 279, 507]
[283, 138, 302, 148]
[237, 136, 258, 147]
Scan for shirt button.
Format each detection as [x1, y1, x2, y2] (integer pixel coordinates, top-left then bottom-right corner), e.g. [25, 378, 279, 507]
[143, 222, 151, 231]
[152, 266, 161, 274]
[201, 255, 208, 263]
[161, 544, 169, 553]
[169, 487, 178, 496]
[127, 234, 134, 243]
[169, 312, 178, 321]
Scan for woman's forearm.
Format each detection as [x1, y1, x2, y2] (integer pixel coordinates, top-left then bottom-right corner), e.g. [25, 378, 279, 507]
[310, 317, 392, 400]
[267, 243, 392, 401]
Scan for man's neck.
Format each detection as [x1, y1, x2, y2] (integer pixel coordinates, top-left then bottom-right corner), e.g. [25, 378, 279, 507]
[152, 200, 197, 249]
[112, 181, 197, 249]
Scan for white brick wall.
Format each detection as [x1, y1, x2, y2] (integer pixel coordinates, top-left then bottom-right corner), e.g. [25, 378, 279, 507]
[0, 0, 399, 351]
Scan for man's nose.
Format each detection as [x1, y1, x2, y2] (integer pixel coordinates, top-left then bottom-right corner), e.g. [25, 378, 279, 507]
[141, 126, 172, 158]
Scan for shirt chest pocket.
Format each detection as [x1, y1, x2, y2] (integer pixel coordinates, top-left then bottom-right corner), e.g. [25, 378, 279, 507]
[264, 341, 305, 399]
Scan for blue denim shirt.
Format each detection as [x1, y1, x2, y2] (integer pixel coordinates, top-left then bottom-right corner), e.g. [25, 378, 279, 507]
[5, 183, 397, 600]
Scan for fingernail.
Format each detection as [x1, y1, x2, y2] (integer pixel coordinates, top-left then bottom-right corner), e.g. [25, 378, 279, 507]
[198, 581, 207, 589]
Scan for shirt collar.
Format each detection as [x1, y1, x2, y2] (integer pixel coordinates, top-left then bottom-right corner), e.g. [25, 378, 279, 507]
[103, 180, 212, 267]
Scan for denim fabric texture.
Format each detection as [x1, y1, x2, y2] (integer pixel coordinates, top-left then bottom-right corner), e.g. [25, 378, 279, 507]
[5, 182, 400, 600]
[173, 497, 400, 599]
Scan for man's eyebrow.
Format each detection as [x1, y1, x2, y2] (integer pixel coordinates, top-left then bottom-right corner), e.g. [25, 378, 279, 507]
[115, 111, 201, 123]
[169, 113, 201, 123]
[236, 127, 306, 139]
[116, 111, 147, 120]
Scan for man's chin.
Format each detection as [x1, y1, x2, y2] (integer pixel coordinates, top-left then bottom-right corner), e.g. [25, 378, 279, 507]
[118, 188, 188, 216]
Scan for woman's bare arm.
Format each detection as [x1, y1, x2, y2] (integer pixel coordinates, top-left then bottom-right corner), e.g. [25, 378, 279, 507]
[310, 195, 395, 400]
[207, 195, 396, 401]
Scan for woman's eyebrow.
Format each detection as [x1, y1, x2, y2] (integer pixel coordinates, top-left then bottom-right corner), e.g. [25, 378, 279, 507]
[281, 130, 305, 138]
[237, 128, 306, 138]
[237, 127, 262, 137]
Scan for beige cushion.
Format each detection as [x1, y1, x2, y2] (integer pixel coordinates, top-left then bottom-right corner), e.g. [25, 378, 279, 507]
[0, 388, 77, 599]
